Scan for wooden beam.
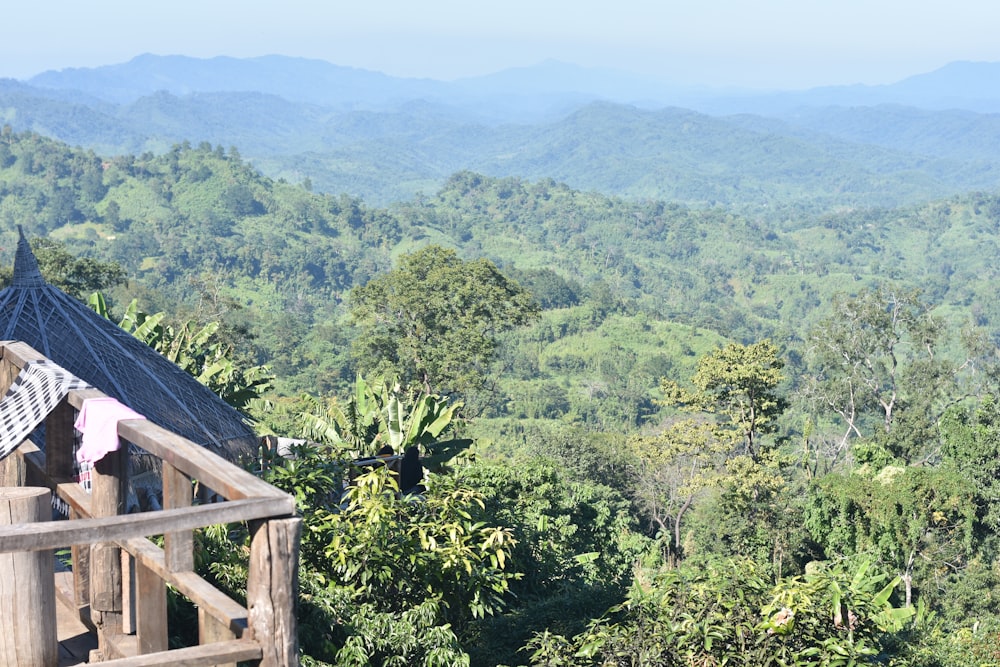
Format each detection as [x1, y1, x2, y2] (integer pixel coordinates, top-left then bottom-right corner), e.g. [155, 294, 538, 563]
[0, 497, 293, 553]
[135, 558, 169, 655]
[82, 639, 262, 667]
[114, 419, 285, 502]
[0, 341, 48, 369]
[121, 536, 249, 639]
[161, 462, 194, 571]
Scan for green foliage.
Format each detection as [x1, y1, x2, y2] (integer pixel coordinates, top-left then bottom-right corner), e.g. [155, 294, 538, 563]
[626, 417, 729, 560]
[683, 450, 809, 576]
[525, 558, 913, 666]
[939, 395, 1000, 530]
[662, 339, 788, 460]
[295, 373, 472, 465]
[505, 267, 582, 310]
[201, 446, 518, 665]
[805, 465, 978, 607]
[641, 342, 797, 570]
[317, 468, 517, 626]
[350, 245, 539, 398]
[456, 457, 648, 665]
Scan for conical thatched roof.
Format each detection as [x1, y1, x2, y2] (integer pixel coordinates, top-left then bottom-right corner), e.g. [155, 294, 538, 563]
[0, 229, 257, 460]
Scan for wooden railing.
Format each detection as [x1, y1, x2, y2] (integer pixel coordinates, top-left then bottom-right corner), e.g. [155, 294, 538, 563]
[0, 341, 301, 666]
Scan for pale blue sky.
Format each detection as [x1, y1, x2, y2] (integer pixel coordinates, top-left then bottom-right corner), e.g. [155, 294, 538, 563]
[6, 0, 1000, 89]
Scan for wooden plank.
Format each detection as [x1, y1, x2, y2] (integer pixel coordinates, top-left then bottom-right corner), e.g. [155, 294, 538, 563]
[121, 536, 249, 639]
[122, 552, 136, 634]
[0, 341, 51, 369]
[135, 558, 168, 655]
[56, 481, 94, 517]
[56, 570, 98, 667]
[114, 420, 285, 502]
[0, 497, 292, 553]
[199, 608, 237, 667]
[247, 518, 301, 667]
[161, 462, 194, 572]
[82, 640, 261, 667]
[0, 348, 18, 394]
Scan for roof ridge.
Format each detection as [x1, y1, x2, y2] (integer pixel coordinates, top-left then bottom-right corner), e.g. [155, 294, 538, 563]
[13, 226, 46, 289]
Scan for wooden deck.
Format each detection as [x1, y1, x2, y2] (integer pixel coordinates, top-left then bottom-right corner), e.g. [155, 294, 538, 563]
[0, 341, 302, 666]
[56, 571, 98, 666]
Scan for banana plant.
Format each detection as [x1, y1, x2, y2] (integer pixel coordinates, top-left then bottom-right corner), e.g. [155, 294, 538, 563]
[299, 373, 471, 466]
[384, 390, 471, 469]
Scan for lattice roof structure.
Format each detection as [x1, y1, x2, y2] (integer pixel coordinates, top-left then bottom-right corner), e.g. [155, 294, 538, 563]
[0, 229, 258, 460]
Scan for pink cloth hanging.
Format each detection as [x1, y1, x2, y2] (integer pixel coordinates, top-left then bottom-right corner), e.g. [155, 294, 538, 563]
[74, 397, 146, 464]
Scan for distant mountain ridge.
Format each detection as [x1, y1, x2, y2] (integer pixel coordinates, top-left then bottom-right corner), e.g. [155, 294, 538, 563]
[25, 54, 1000, 114]
[5, 54, 1000, 206]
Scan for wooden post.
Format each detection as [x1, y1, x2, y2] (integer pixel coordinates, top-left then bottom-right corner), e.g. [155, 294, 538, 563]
[0, 487, 57, 667]
[0, 352, 16, 395]
[162, 462, 194, 571]
[122, 551, 136, 634]
[45, 400, 77, 482]
[247, 517, 301, 667]
[199, 608, 237, 667]
[0, 355, 24, 488]
[70, 505, 91, 610]
[135, 558, 168, 654]
[0, 450, 26, 487]
[90, 445, 127, 649]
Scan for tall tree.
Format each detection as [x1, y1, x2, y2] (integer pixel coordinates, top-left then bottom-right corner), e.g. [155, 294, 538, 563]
[803, 285, 952, 462]
[627, 417, 728, 561]
[661, 339, 787, 461]
[349, 245, 539, 400]
[651, 341, 793, 569]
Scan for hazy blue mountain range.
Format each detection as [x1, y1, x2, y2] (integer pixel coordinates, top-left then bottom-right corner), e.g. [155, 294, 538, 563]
[24, 55, 1000, 114]
[4, 54, 1000, 206]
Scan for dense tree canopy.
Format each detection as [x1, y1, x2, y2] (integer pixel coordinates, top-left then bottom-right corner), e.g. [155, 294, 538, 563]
[349, 245, 539, 399]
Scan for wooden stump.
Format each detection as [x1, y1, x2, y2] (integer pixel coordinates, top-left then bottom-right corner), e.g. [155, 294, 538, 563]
[0, 487, 57, 666]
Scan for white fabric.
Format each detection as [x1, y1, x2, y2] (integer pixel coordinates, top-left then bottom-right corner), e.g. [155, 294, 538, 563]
[0, 360, 90, 459]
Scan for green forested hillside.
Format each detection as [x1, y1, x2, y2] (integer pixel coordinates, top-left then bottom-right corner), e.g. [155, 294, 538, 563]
[4, 128, 1000, 663]
[8, 74, 1000, 207]
[5, 128, 1000, 405]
